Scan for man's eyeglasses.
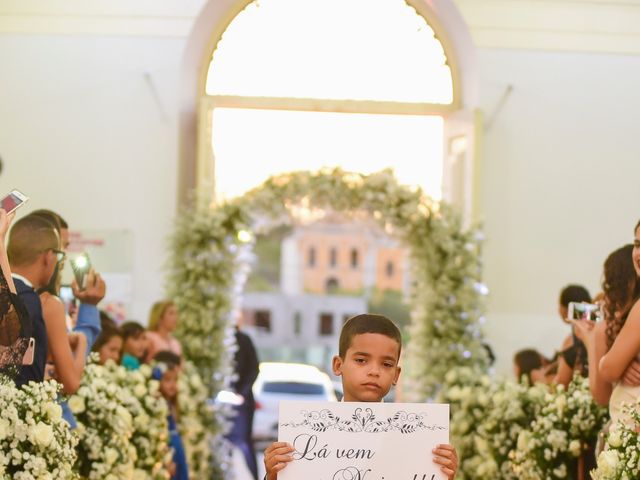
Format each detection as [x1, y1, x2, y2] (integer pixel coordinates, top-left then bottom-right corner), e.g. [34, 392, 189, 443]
[49, 249, 66, 262]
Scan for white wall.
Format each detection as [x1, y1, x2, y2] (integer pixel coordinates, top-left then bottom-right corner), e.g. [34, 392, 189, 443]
[0, 33, 185, 321]
[478, 49, 640, 372]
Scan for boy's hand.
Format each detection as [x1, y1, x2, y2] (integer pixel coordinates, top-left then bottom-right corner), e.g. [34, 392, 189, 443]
[264, 441, 294, 480]
[433, 443, 458, 479]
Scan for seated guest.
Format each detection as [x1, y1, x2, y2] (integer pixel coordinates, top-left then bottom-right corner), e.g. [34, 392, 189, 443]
[120, 321, 147, 370]
[154, 351, 189, 480]
[145, 301, 182, 361]
[0, 209, 31, 373]
[92, 311, 123, 365]
[513, 348, 548, 385]
[8, 215, 61, 386]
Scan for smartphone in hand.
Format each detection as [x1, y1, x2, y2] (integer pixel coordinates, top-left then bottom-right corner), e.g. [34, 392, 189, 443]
[1, 189, 29, 214]
[568, 302, 603, 322]
[70, 253, 92, 291]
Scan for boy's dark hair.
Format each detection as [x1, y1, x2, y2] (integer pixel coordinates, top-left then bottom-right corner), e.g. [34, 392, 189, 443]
[339, 314, 402, 358]
[120, 321, 145, 340]
[559, 285, 591, 307]
[153, 350, 181, 370]
[92, 311, 122, 352]
[635, 219, 640, 232]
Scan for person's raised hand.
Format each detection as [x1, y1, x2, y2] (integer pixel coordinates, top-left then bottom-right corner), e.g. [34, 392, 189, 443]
[0, 209, 15, 242]
[570, 319, 596, 344]
[264, 442, 294, 480]
[72, 270, 106, 305]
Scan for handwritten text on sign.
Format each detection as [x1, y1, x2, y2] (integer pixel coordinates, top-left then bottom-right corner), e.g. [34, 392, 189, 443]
[278, 401, 449, 480]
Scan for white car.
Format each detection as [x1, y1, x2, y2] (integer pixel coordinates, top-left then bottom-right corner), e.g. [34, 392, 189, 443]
[252, 362, 337, 448]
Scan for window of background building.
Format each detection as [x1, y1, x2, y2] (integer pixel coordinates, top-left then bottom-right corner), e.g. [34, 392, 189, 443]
[350, 248, 359, 269]
[308, 246, 316, 267]
[326, 277, 339, 293]
[255, 310, 272, 332]
[329, 247, 337, 268]
[319, 313, 334, 336]
[386, 260, 395, 278]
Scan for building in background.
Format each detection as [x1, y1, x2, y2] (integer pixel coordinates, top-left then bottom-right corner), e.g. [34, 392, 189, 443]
[240, 215, 410, 373]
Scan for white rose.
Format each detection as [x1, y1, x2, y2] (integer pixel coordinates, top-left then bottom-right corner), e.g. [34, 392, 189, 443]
[133, 469, 147, 480]
[139, 364, 152, 378]
[116, 406, 133, 431]
[0, 418, 10, 440]
[134, 384, 147, 398]
[105, 448, 119, 465]
[68, 396, 86, 414]
[598, 450, 620, 476]
[148, 380, 159, 396]
[568, 439, 582, 456]
[608, 429, 623, 448]
[190, 374, 203, 389]
[44, 402, 62, 422]
[30, 421, 54, 447]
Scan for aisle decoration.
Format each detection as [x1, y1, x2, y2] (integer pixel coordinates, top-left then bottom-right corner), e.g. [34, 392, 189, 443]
[178, 360, 213, 479]
[510, 376, 608, 480]
[0, 377, 77, 479]
[111, 363, 171, 479]
[439, 366, 546, 479]
[70, 362, 137, 479]
[592, 402, 640, 479]
[169, 168, 488, 400]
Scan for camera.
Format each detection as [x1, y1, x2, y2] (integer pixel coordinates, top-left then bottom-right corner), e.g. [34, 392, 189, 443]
[568, 302, 603, 322]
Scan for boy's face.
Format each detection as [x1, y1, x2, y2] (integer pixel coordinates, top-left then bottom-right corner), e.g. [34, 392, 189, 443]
[160, 368, 179, 401]
[332, 333, 401, 402]
[124, 334, 146, 359]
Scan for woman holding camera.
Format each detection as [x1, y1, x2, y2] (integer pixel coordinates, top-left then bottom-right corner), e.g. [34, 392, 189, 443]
[574, 221, 640, 423]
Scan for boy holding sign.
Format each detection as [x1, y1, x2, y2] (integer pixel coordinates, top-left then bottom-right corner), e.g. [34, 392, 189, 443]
[264, 314, 458, 479]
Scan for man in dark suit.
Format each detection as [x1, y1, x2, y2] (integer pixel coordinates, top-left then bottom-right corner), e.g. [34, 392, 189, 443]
[7, 215, 61, 386]
[229, 325, 260, 479]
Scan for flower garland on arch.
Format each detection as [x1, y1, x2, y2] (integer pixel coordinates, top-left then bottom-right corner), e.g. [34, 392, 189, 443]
[167, 168, 490, 472]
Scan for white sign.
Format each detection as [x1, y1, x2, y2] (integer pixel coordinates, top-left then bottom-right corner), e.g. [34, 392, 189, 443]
[278, 401, 450, 480]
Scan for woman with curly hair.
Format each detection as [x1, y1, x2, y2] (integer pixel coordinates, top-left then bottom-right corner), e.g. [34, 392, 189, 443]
[575, 220, 640, 424]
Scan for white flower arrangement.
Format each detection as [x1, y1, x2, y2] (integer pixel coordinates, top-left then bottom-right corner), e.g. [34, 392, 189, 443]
[168, 167, 488, 405]
[438, 367, 546, 480]
[69, 361, 137, 479]
[178, 361, 213, 478]
[0, 376, 78, 480]
[106, 362, 171, 480]
[510, 375, 607, 480]
[592, 402, 640, 479]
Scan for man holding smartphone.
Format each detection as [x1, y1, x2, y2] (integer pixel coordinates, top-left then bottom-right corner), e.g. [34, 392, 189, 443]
[28, 210, 105, 355]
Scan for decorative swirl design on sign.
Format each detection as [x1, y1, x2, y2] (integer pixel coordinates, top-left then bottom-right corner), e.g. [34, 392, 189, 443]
[281, 408, 446, 434]
[333, 466, 371, 479]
